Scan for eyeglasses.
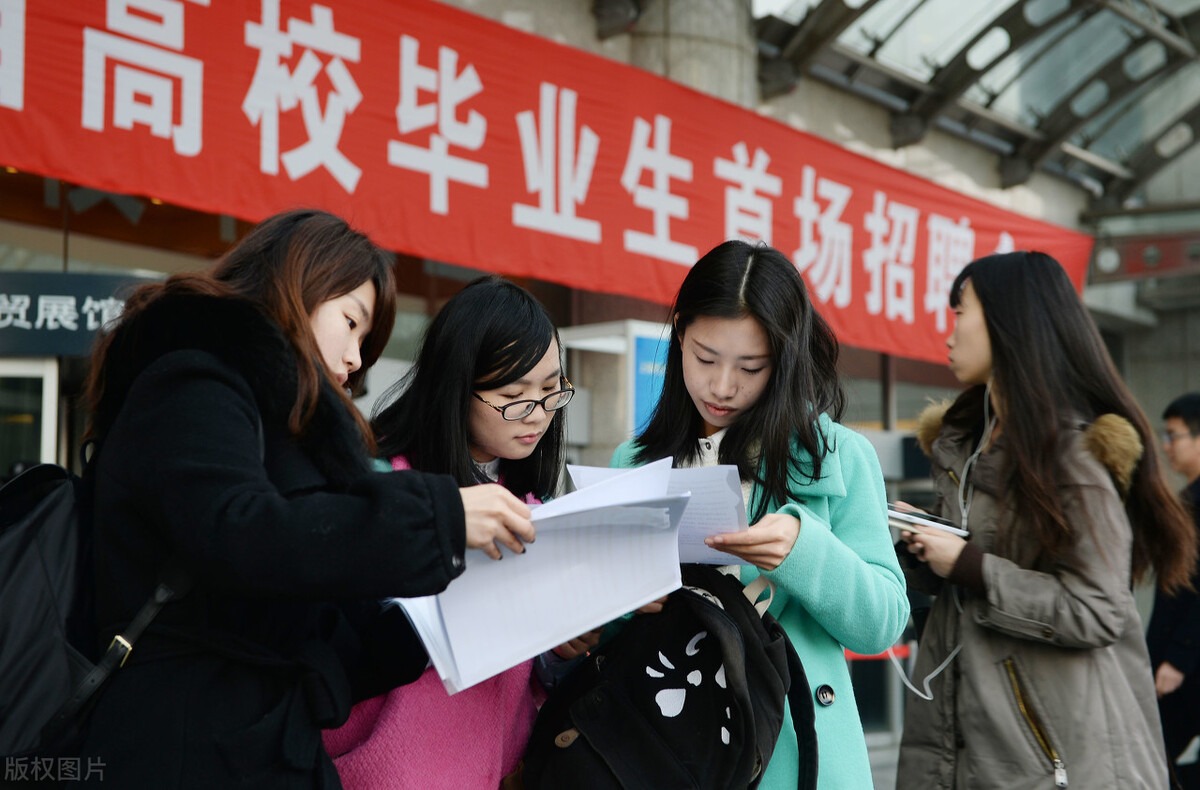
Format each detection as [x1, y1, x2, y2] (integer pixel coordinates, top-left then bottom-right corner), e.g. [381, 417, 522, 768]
[473, 378, 574, 421]
[1162, 430, 1195, 445]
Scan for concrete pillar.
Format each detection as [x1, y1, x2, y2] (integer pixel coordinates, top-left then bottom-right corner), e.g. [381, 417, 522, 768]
[628, 0, 758, 108]
[437, 0, 632, 62]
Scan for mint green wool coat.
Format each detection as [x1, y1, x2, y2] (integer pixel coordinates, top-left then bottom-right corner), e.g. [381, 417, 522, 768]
[612, 417, 909, 790]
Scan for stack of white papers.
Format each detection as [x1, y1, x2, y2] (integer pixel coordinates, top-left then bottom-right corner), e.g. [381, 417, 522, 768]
[568, 462, 749, 565]
[393, 458, 689, 693]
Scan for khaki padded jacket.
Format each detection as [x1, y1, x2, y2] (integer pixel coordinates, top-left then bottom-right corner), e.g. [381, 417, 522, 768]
[895, 395, 1168, 790]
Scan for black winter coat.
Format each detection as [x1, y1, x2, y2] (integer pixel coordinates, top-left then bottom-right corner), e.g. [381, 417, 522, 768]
[1147, 481, 1200, 674]
[79, 294, 467, 789]
[1146, 479, 1200, 760]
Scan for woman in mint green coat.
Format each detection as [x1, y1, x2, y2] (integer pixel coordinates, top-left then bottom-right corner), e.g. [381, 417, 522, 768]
[612, 240, 909, 789]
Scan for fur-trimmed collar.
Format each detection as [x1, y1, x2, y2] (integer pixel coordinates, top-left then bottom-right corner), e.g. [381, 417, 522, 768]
[914, 398, 1143, 496]
[94, 292, 372, 485]
[914, 401, 950, 459]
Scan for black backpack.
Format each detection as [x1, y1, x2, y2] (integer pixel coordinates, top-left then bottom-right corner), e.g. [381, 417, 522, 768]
[0, 462, 187, 760]
[519, 564, 818, 790]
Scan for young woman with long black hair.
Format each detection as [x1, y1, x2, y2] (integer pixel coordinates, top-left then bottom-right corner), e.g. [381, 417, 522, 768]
[323, 275, 582, 788]
[612, 239, 909, 789]
[896, 250, 1195, 789]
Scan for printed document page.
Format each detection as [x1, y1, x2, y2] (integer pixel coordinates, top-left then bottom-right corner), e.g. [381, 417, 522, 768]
[569, 462, 748, 564]
[392, 459, 687, 693]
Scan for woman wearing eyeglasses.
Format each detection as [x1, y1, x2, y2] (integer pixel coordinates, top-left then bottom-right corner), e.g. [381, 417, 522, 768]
[323, 275, 579, 789]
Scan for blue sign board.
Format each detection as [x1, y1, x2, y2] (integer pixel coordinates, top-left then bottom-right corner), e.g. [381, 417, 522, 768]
[632, 334, 668, 434]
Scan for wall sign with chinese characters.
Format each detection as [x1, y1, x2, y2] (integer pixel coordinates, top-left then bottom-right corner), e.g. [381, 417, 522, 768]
[0, 0, 1093, 364]
[0, 273, 152, 357]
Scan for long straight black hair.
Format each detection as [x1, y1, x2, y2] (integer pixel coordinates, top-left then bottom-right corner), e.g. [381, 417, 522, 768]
[372, 276, 564, 499]
[633, 240, 845, 521]
[951, 250, 1195, 592]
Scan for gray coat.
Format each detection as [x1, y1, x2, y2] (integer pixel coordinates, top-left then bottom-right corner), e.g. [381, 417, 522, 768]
[896, 396, 1168, 790]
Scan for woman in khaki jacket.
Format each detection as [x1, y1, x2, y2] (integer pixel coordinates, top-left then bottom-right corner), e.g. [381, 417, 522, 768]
[894, 251, 1196, 789]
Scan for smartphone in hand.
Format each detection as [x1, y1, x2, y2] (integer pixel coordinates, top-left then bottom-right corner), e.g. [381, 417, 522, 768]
[887, 503, 969, 537]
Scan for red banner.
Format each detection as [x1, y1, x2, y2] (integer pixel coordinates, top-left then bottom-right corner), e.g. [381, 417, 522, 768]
[0, 0, 1093, 363]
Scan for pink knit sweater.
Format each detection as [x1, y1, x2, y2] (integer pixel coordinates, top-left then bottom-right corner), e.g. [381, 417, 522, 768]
[322, 662, 540, 789]
[321, 455, 542, 789]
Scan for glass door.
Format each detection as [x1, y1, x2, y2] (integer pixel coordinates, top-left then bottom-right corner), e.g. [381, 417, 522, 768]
[0, 358, 58, 481]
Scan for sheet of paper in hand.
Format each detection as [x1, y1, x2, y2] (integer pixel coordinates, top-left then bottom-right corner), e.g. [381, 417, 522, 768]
[568, 462, 749, 565]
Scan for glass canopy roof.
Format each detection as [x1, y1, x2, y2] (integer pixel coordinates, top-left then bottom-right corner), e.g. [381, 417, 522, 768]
[753, 0, 1200, 217]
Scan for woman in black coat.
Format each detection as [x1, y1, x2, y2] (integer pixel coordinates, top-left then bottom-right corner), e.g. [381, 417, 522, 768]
[78, 209, 534, 789]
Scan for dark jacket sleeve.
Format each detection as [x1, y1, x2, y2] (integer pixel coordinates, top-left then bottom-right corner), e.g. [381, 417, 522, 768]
[339, 599, 430, 701]
[1156, 521, 1200, 675]
[896, 542, 945, 596]
[101, 350, 467, 601]
[1161, 589, 1200, 676]
[1164, 488, 1200, 675]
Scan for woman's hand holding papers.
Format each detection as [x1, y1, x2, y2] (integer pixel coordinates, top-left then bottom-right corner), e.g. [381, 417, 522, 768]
[459, 484, 535, 560]
[900, 526, 965, 578]
[705, 513, 800, 571]
[891, 500, 967, 578]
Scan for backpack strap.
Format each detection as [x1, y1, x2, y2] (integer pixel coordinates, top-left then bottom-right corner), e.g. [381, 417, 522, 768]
[742, 574, 775, 616]
[43, 570, 190, 736]
[741, 573, 818, 789]
[693, 566, 818, 789]
[782, 634, 819, 790]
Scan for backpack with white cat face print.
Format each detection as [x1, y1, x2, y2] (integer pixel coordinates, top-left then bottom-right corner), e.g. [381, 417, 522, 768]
[518, 564, 818, 790]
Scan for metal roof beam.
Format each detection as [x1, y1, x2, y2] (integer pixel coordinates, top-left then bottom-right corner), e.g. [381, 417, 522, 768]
[1059, 141, 1136, 179]
[781, 0, 884, 63]
[826, 41, 936, 94]
[976, 10, 1089, 110]
[890, 0, 1094, 148]
[1073, 8, 1200, 147]
[1082, 197, 1200, 222]
[956, 97, 1044, 140]
[1104, 101, 1200, 207]
[757, 0, 882, 99]
[1000, 38, 1189, 187]
[1099, 0, 1195, 57]
[990, 1, 1200, 189]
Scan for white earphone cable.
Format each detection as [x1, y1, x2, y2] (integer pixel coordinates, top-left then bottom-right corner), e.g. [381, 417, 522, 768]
[896, 383, 989, 702]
